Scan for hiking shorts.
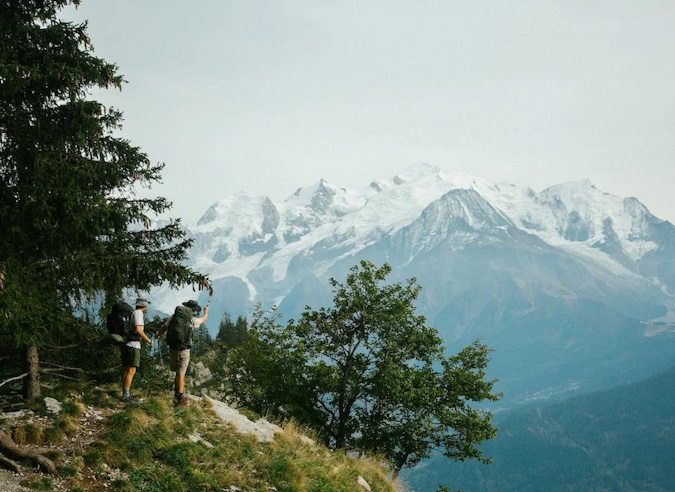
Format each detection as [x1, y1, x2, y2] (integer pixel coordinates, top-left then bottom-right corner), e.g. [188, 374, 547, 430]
[169, 348, 190, 375]
[121, 346, 141, 368]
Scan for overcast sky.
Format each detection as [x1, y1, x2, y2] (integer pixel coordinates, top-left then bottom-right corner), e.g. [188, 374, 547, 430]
[63, 1, 675, 224]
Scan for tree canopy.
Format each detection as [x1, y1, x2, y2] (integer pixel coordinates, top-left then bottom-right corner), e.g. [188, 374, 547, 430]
[227, 260, 500, 474]
[0, 0, 209, 398]
[217, 312, 248, 352]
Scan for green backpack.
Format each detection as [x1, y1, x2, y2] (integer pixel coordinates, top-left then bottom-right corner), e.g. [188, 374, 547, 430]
[166, 305, 193, 350]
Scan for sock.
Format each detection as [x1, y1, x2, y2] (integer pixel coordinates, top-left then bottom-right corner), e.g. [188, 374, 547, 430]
[122, 388, 130, 397]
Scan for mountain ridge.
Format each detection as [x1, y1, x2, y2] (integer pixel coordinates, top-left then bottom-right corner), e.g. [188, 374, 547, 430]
[156, 164, 673, 315]
[149, 164, 675, 409]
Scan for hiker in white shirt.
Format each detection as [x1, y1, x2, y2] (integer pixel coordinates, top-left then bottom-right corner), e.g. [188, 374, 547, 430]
[121, 297, 154, 403]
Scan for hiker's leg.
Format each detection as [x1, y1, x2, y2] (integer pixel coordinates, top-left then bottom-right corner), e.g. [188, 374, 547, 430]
[125, 367, 136, 389]
[121, 346, 140, 388]
[170, 348, 179, 395]
[120, 348, 127, 389]
[176, 349, 190, 393]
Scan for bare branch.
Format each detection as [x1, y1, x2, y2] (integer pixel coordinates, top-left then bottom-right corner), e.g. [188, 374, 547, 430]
[41, 362, 113, 376]
[42, 342, 84, 351]
[0, 373, 28, 389]
[39, 371, 79, 381]
[41, 362, 87, 372]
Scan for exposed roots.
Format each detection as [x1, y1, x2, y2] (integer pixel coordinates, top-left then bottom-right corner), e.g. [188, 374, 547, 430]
[0, 430, 56, 474]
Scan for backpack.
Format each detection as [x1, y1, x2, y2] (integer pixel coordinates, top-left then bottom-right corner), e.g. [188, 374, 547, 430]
[106, 301, 135, 345]
[166, 305, 193, 350]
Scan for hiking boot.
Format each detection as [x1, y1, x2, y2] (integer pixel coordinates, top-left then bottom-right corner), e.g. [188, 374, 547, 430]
[176, 395, 189, 407]
[120, 394, 141, 404]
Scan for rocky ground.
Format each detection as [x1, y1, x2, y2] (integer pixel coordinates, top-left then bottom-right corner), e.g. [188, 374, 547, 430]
[0, 469, 27, 491]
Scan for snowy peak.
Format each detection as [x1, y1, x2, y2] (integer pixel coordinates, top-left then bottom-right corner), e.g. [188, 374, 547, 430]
[396, 189, 515, 260]
[196, 193, 278, 231]
[424, 189, 511, 231]
[393, 162, 441, 184]
[279, 179, 371, 243]
[283, 179, 368, 214]
[527, 179, 658, 261]
[182, 166, 673, 301]
[192, 193, 279, 263]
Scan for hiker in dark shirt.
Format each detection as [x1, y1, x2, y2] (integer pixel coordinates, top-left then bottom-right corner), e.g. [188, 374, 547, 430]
[156, 300, 209, 406]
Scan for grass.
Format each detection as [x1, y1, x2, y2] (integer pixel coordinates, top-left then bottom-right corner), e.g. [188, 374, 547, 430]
[23, 477, 53, 490]
[1, 379, 396, 491]
[43, 391, 398, 491]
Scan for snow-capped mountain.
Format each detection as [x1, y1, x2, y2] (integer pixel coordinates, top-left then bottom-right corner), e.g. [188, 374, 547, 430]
[153, 163, 675, 406]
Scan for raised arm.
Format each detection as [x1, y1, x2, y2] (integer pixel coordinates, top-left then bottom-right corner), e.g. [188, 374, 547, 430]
[196, 306, 209, 325]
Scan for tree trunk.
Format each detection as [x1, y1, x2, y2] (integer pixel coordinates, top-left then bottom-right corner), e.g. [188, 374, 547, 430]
[335, 412, 347, 449]
[22, 344, 40, 401]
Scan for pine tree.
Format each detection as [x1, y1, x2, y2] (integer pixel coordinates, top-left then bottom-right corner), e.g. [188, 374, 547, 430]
[217, 312, 248, 351]
[191, 324, 212, 358]
[0, 0, 209, 400]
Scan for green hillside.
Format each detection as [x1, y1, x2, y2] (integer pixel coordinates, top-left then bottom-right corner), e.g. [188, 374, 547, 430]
[405, 364, 675, 491]
[0, 385, 399, 491]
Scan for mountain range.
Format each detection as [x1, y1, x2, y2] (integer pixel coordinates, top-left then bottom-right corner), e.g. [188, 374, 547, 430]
[151, 163, 675, 407]
[146, 163, 675, 490]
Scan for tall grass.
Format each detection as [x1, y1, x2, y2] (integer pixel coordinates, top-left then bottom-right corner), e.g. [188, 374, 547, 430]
[57, 394, 398, 491]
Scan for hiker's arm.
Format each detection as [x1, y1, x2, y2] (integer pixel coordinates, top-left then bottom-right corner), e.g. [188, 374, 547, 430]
[197, 306, 209, 325]
[136, 326, 154, 347]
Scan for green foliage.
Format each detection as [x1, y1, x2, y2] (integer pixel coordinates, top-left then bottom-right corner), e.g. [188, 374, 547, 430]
[227, 260, 500, 473]
[191, 322, 213, 358]
[217, 312, 248, 351]
[25, 477, 53, 491]
[0, 0, 209, 397]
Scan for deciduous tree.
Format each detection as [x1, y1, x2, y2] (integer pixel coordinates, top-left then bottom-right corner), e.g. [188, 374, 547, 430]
[227, 261, 500, 474]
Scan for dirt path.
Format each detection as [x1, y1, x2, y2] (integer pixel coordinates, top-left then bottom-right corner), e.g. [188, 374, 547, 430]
[0, 470, 28, 491]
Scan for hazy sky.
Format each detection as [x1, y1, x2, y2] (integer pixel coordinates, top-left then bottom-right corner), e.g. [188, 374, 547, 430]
[63, 1, 675, 224]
